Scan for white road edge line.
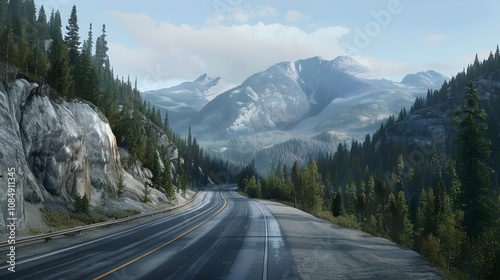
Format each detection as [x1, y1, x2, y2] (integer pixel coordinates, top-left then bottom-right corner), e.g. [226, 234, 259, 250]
[0, 192, 211, 271]
[252, 200, 269, 280]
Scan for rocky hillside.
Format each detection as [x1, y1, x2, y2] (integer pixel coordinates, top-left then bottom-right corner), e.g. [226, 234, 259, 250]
[0, 76, 181, 232]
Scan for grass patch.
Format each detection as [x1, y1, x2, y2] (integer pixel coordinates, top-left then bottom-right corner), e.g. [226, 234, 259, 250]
[95, 208, 141, 219]
[313, 210, 362, 230]
[28, 227, 43, 235]
[41, 208, 141, 231]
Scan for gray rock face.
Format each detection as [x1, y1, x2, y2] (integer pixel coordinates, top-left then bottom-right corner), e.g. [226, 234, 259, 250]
[65, 101, 123, 198]
[0, 78, 172, 232]
[384, 106, 450, 150]
[0, 79, 47, 230]
[21, 96, 91, 202]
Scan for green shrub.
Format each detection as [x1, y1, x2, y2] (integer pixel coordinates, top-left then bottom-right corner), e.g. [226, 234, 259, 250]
[74, 194, 89, 214]
[420, 233, 446, 268]
[28, 227, 43, 235]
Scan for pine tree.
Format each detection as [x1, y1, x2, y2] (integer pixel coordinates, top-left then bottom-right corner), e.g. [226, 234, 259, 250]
[291, 161, 301, 208]
[388, 191, 414, 247]
[49, 10, 63, 40]
[0, 0, 7, 30]
[455, 81, 494, 237]
[82, 23, 93, 55]
[0, 27, 15, 85]
[187, 126, 193, 148]
[302, 160, 323, 213]
[94, 24, 109, 70]
[332, 192, 345, 217]
[495, 45, 500, 68]
[161, 151, 174, 200]
[64, 5, 80, 66]
[4, 0, 26, 68]
[48, 38, 72, 97]
[27, 36, 47, 78]
[163, 111, 170, 130]
[453, 81, 498, 278]
[5, 0, 23, 39]
[76, 47, 98, 102]
[37, 5, 50, 40]
[23, 0, 37, 40]
[346, 182, 357, 214]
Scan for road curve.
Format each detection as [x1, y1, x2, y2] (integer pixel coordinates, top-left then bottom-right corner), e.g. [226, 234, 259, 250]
[0, 188, 299, 280]
[0, 187, 440, 279]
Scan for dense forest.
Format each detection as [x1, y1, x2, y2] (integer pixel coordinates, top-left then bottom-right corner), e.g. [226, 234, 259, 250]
[2, 0, 499, 278]
[0, 1, 232, 199]
[240, 51, 500, 279]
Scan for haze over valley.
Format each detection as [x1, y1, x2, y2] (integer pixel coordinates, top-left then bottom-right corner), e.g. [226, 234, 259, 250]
[143, 55, 448, 170]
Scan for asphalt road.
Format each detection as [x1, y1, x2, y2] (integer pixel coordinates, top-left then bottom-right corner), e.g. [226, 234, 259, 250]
[0, 186, 440, 279]
[0, 187, 299, 280]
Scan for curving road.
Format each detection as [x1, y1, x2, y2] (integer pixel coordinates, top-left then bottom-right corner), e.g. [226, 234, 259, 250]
[0, 186, 440, 279]
[0, 187, 299, 280]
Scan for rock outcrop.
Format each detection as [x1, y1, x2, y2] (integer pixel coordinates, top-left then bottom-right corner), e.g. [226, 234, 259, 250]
[0, 78, 173, 232]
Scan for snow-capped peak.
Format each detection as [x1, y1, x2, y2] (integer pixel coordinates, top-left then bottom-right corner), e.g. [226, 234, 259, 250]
[331, 55, 375, 79]
[194, 73, 210, 83]
[401, 70, 448, 89]
[332, 55, 363, 68]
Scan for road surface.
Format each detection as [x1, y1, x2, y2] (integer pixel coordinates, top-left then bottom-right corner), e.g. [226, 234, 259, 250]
[0, 187, 440, 279]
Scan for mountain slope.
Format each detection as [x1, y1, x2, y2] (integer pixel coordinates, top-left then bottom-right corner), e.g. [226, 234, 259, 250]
[141, 74, 230, 124]
[179, 56, 443, 140]
[401, 70, 448, 89]
[161, 56, 446, 171]
[183, 56, 386, 137]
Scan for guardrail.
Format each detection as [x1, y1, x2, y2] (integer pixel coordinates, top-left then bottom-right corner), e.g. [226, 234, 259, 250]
[0, 190, 201, 248]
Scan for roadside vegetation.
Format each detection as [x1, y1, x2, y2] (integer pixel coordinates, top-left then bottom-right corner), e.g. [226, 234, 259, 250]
[240, 54, 500, 279]
[40, 208, 141, 232]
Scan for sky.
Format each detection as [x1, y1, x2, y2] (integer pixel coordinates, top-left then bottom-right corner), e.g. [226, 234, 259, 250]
[41, 0, 500, 91]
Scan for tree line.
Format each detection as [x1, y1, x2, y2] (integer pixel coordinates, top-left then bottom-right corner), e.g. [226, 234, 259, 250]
[240, 49, 500, 279]
[0, 1, 232, 200]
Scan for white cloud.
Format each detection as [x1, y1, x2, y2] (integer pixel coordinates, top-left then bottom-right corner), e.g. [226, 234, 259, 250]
[256, 6, 279, 18]
[285, 10, 307, 22]
[107, 11, 350, 91]
[207, 5, 279, 25]
[354, 56, 422, 82]
[427, 34, 444, 44]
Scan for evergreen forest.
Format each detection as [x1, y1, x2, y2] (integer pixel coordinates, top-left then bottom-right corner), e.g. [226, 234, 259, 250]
[239, 51, 500, 279]
[0, 1, 233, 199]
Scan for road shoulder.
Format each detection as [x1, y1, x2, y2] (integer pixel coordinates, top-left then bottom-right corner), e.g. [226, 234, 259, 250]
[260, 199, 442, 280]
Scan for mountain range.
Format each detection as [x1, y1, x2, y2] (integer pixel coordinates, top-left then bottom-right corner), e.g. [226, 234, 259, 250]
[141, 74, 232, 125]
[142, 56, 447, 169]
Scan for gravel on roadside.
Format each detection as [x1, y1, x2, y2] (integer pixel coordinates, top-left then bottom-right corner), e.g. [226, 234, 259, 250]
[260, 200, 443, 280]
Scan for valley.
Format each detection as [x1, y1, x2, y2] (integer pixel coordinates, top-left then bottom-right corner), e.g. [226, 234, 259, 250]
[143, 56, 447, 170]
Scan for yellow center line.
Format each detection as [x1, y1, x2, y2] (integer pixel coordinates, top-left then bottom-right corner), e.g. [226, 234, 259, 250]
[93, 191, 227, 280]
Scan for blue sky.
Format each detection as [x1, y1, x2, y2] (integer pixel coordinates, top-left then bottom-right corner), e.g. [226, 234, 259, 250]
[42, 0, 500, 91]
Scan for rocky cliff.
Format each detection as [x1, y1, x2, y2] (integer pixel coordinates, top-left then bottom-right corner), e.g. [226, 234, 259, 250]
[0, 78, 173, 233]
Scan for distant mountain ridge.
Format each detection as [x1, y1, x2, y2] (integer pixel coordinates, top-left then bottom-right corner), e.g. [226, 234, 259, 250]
[141, 73, 231, 124]
[145, 56, 447, 170]
[176, 56, 443, 139]
[401, 70, 449, 89]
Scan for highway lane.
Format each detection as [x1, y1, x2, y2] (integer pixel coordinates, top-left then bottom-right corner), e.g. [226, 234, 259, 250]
[0, 190, 227, 279]
[106, 190, 298, 280]
[0, 188, 299, 280]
